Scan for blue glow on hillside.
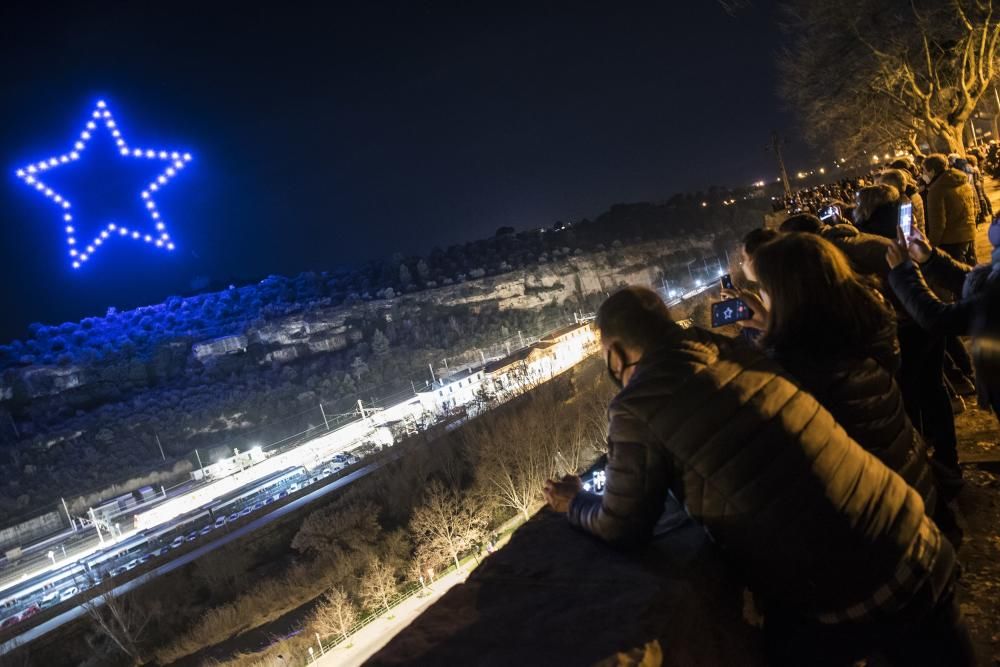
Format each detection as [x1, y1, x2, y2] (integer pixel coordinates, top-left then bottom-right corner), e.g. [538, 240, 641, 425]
[13, 99, 192, 269]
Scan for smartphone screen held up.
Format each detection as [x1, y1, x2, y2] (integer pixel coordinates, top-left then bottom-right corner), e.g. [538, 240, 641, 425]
[898, 201, 913, 239]
[711, 298, 753, 328]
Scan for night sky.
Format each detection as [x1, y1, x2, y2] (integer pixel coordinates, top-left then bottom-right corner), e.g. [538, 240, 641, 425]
[0, 1, 805, 340]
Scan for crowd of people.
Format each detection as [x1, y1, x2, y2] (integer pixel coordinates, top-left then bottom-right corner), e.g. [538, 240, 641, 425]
[542, 149, 1000, 665]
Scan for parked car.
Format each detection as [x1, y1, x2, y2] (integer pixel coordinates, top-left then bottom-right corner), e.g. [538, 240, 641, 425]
[238, 507, 253, 517]
[40, 590, 59, 606]
[169, 536, 185, 549]
[109, 566, 128, 577]
[228, 512, 240, 522]
[138, 554, 154, 565]
[251, 501, 264, 510]
[0, 616, 19, 629]
[214, 516, 227, 528]
[199, 525, 213, 536]
[58, 587, 79, 603]
[19, 604, 40, 619]
[185, 531, 198, 543]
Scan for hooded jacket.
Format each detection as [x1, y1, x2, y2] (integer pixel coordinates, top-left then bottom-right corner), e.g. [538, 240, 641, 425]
[924, 169, 977, 246]
[568, 326, 938, 618]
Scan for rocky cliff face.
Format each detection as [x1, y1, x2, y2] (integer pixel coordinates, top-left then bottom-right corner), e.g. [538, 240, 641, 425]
[1, 235, 716, 411]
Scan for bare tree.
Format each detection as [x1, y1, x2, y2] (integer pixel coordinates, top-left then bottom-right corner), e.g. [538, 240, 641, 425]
[309, 587, 357, 644]
[359, 557, 397, 614]
[780, 0, 1000, 156]
[410, 480, 488, 572]
[291, 499, 380, 559]
[82, 578, 157, 665]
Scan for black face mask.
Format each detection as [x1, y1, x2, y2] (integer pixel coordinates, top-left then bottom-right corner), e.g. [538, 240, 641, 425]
[606, 346, 639, 389]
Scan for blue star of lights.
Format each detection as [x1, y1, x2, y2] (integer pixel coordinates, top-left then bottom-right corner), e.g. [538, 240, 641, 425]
[14, 99, 192, 269]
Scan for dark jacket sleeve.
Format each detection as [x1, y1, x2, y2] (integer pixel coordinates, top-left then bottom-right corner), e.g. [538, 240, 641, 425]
[920, 248, 973, 294]
[567, 405, 672, 547]
[889, 260, 979, 336]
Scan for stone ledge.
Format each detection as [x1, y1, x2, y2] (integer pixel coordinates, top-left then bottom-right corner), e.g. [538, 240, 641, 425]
[368, 510, 764, 666]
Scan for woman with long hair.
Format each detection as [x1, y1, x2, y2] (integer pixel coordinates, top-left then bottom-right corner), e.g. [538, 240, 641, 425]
[752, 233, 937, 512]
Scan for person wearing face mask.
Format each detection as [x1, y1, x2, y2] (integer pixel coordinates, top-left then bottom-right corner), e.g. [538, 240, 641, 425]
[921, 154, 977, 265]
[542, 286, 973, 666]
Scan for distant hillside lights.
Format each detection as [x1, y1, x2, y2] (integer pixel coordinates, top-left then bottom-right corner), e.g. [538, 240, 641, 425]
[13, 99, 191, 269]
[416, 321, 598, 416]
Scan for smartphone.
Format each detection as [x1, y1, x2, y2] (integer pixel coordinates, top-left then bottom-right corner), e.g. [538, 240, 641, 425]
[711, 298, 753, 328]
[720, 273, 734, 290]
[898, 201, 913, 239]
[820, 205, 840, 221]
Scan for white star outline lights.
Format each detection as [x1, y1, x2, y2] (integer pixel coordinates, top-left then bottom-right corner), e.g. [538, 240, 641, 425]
[14, 99, 191, 269]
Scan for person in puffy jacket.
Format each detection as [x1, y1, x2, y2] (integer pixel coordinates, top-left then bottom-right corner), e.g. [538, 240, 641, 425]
[922, 154, 977, 264]
[544, 286, 973, 666]
[887, 219, 1000, 422]
[752, 233, 936, 511]
[854, 183, 900, 240]
[879, 168, 925, 235]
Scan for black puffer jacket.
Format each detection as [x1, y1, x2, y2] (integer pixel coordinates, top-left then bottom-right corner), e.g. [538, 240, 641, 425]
[568, 326, 934, 616]
[768, 323, 936, 513]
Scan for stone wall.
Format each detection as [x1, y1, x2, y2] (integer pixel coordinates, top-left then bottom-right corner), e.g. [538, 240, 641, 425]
[0, 510, 65, 553]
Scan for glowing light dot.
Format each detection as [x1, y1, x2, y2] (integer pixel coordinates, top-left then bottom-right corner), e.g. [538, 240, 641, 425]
[44, 189, 53, 197]
[170, 152, 179, 159]
[65, 225, 74, 233]
[61, 201, 70, 209]
[92, 111, 101, 118]
[120, 148, 130, 155]
[165, 168, 175, 176]
[145, 150, 155, 158]
[70, 249, 77, 256]
[107, 120, 116, 128]
[94, 238, 102, 246]
[111, 129, 120, 137]
[183, 153, 191, 161]
[173, 161, 184, 168]
[34, 183, 44, 191]
[80, 254, 88, 261]
[80, 132, 90, 140]
[86, 245, 94, 253]
[160, 233, 169, 240]
[132, 231, 140, 239]
[133, 148, 142, 156]
[27, 165, 36, 173]
[100, 231, 108, 238]
[59, 156, 68, 163]
[157, 176, 166, 184]
[67, 237, 75, 245]
[63, 214, 71, 221]
[167, 242, 175, 250]
[96, 100, 106, 108]
[158, 151, 167, 159]
[146, 201, 155, 209]
[151, 212, 160, 219]
[149, 184, 158, 191]
[155, 240, 163, 247]
[141, 191, 149, 199]
[119, 227, 128, 235]
[155, 222, 164, 230]
[53, 194, 62, 202]
[102, 110, 110, 118]
[116, 138, 125, 146]
[37, 162, 48, 171]
[15, 169, 25, 177]
[86, 121, 96, 130]
[69, 152, 79, 160]
[74, 141, 84, 149]
[144, 235, 152, 242]
[72, 261, 80, 269]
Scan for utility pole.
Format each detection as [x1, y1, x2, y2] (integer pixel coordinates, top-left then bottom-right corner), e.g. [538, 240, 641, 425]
[428, 362, 436, 384]
[357, 399, 367, 419]
[154, 433, 166, 461]
[770, 130, 793, 198]
[88, 508, 104, 546]
[61, 497, 73, 529]
[518, 330, 524, 347]
[195, 448, 206, 478]
[319, 404, 330, 430]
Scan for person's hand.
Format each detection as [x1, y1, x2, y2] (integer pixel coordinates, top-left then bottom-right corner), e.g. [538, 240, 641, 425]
[906, 227, 932, 264]
[722, 289, 768, 331]
[886, 225, 909, 269]
[543, 475, 582, 513]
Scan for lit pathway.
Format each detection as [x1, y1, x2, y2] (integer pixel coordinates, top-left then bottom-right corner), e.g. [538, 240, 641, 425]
[313, 566, 470, 667]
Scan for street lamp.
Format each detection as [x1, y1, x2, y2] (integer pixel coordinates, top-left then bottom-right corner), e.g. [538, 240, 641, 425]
[47, 550, 55, 566]
[315, 632, 325, 656]
[308, 647, 315, 664]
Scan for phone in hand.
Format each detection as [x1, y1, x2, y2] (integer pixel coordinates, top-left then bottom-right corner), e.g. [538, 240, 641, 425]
[820, 205, 841, 222]
[711, 298, 753, 328]
[720, 273, 734, 290]
[898, 201, 914, 239]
